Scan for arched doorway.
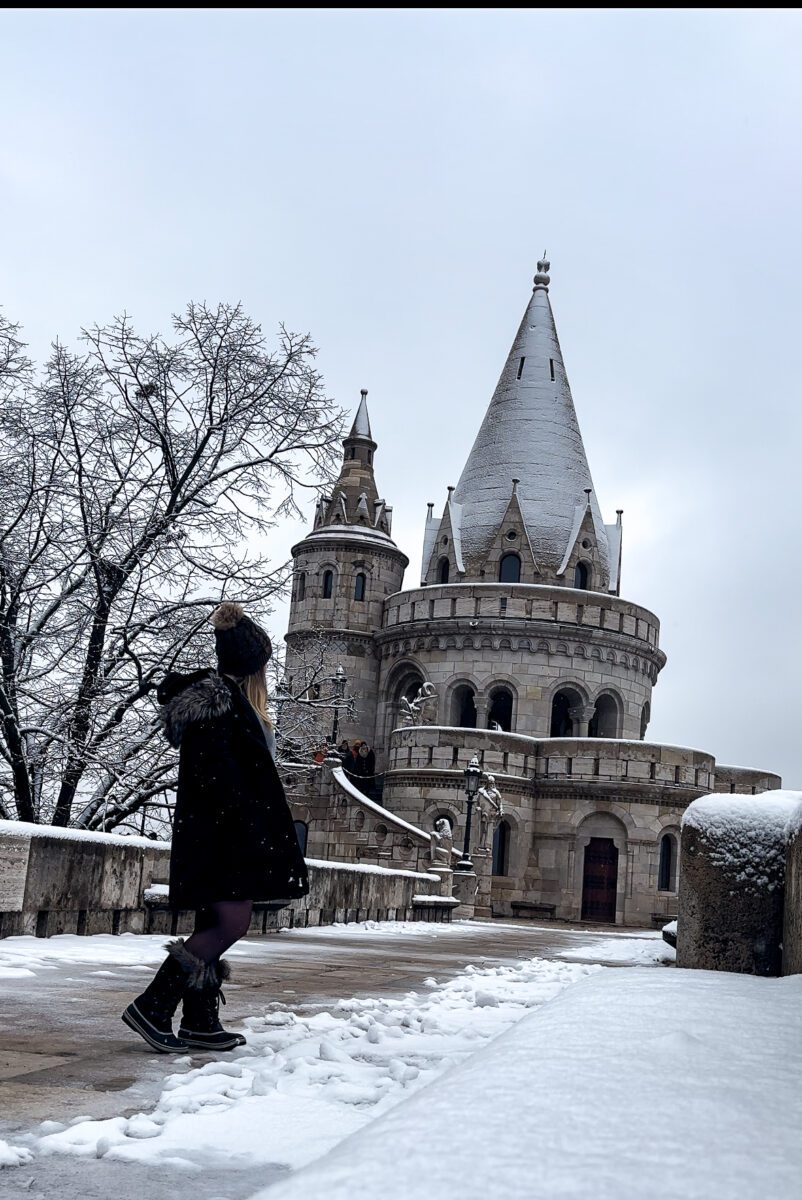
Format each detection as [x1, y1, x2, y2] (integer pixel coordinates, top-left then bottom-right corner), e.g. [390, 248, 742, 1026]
[581, 838, 619, 922]
[437, 557, 450, 583]
[550, 687, 583, 737]
[492, 819, 510, 876]
[487, 686, 514, 731]
[450, 684, 477, 728]
[640, 701, 651, 740]
[588, 693, 620, 738]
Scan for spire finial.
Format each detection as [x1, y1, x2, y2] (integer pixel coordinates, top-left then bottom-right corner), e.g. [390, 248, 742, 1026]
[361, 388, 368, 398]
[534, 252, 551, 289]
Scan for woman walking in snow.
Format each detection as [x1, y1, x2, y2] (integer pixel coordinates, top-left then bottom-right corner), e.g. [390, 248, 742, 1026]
[122, 603, 308, 1054]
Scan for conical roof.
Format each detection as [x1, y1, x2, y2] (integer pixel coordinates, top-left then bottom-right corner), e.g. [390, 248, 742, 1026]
[347, 389, 373, 441]
[452, 259, 610, 583]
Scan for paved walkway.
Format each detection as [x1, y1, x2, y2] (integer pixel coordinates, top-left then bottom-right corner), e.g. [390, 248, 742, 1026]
[0, 920, 652, 1200]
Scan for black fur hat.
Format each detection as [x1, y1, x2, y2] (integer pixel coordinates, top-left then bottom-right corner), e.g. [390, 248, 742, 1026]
[210, 602, 272, 677]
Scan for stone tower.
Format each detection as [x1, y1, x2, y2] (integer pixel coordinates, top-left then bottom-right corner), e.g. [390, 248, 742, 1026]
[376, 259, 660, 747]
[285, 391, 408, 746]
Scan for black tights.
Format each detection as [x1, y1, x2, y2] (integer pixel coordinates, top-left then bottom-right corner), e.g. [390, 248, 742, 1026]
[183, 900, 253, 963]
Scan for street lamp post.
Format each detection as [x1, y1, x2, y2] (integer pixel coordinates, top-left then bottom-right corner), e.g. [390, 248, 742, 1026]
[455, 755, 482, 873]
[330, 665, 347, 746]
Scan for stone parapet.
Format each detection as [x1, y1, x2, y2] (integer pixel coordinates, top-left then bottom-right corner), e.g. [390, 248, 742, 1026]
[380, 583, 664, 669]
[0, 818, 444, 939]
[713, 764, 783, 795]
[385, 726, 714, 806]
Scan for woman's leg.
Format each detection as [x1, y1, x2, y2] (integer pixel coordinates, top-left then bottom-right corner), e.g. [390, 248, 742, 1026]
[183, 899, 254, 963]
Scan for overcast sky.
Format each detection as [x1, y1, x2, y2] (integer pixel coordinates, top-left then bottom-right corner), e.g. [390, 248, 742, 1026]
[3, 9, 801, 786]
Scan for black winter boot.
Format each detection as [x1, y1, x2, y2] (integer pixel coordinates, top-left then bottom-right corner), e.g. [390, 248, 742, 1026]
[121, 939, 200, 1053]
[178, 959, 247, 1051]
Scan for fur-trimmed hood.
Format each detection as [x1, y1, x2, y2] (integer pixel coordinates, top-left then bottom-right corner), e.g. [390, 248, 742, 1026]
[157, 670, 233, 748]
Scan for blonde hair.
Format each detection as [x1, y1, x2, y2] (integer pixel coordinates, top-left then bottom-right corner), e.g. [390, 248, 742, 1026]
[241, 667, 273, 729]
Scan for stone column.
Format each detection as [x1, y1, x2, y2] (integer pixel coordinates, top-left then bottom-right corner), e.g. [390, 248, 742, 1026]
[569, 703, 597, 738]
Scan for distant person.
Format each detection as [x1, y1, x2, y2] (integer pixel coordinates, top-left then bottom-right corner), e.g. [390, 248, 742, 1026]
[121, 603, 308, 1055]
[354, 741, 376, 798]
[312, 742, 329, 764]
[337, 737, 351, 763]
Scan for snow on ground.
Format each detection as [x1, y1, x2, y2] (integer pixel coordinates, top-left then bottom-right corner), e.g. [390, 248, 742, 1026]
[32, 956, 598, 1172]
[257, 968, 802, 1200]
[0, 932, 175, 980]
[0, 921, 480, 981]
[558, 931, 676, 965]
[0, 1139, 34, 1168]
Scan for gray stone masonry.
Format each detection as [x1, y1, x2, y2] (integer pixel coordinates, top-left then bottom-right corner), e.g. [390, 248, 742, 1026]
[784, 822, 802, 975]
[0, 821, 443, 939]
[676, 822, 784, 976]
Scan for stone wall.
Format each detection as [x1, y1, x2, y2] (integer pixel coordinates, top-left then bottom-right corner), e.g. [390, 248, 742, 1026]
[0, 819, 443, 939]
[784, 816, 802, 976]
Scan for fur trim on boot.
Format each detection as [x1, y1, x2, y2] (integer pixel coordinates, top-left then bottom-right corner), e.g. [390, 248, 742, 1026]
[166, 938, 221, 990]
[178, 956, 246, 1051]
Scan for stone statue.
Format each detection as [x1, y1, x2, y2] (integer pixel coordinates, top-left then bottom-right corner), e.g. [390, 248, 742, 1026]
[400, 681, 438, 726]
[476, 775, 504, 851]
[429, 816, 454, 865]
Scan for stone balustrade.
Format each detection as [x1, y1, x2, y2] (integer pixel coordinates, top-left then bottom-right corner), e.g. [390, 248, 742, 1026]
[386, 725, 716, 798]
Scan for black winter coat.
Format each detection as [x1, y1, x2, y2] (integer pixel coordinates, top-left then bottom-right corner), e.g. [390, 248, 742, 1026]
[157, 670, 309, 910]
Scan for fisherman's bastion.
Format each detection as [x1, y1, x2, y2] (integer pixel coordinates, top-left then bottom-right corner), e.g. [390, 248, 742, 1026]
[284, 258, 781, 928]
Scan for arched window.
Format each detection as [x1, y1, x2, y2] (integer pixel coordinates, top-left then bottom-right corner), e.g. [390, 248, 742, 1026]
[437, 557, 450, 583]
[354, 573, 366, 601]
[450, 684, 477, 728]
[588, 693, 620, 739]
[492, 819, 511, 876]
[574, 561, 591, 590]
[640, 701, 651, 740]
[658, 833, 677, 891]
[322, 569, 334, 599]
[487, 686, 514, 732]
[297, 572, 306, 601]
[293, 820, 309, 856]
[499, 553, 521, 584]
[550, 688, 582, 737]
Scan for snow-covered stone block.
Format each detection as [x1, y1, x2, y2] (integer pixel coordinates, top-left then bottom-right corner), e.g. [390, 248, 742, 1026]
[677, 791, 802, 976]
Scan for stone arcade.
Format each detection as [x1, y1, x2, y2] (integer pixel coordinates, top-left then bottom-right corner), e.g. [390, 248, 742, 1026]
[285, 259, 780, 927]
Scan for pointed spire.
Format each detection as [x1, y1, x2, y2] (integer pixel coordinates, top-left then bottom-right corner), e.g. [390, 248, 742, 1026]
[348, 388, 373, 441]
[449, 260, 612, 586]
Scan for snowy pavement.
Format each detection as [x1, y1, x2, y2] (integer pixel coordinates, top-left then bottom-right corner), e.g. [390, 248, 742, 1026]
[261, 967, 802, 1200]
[0, 920, 659, 1198]
[5, 921, 795, 1200]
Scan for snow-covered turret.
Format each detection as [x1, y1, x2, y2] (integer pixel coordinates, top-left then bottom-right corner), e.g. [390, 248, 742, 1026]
[423, 260, 622, 594]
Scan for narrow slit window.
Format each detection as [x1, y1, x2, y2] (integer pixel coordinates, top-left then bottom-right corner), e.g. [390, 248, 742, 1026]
[517, 356, 525, 380]
[549, 358, 555, 381]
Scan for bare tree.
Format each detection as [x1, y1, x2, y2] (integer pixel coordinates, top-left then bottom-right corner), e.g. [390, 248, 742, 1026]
[0, 304, 343, 828]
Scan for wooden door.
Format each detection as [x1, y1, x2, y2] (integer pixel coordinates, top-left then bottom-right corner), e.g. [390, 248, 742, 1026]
[581, 837, 619, 922]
